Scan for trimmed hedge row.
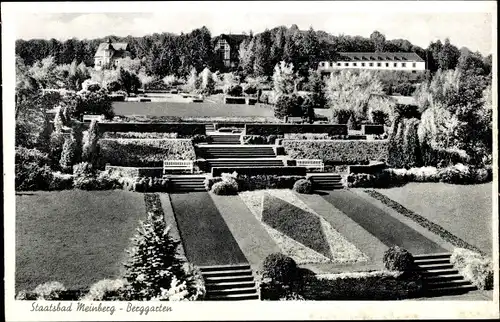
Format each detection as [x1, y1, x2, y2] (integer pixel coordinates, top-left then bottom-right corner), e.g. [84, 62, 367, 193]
[362, 124, 385, 135]
[99, 139, 196, 167]
[245, 123, 348, 136]
[205, 175, 307, 191]
[211, 166, 307, 177]
[97, 122, 206, 136]
[283, 140, 389, 164]
[349, 162, 387, 174]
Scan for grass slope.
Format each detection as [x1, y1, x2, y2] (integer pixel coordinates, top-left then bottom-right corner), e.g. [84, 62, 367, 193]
[262, 193, 331, 259]
[15, 190, 145, 292]
[169, 192, 248, 266]
[322, 190, 447, 254]
[374, 183, 492, 255]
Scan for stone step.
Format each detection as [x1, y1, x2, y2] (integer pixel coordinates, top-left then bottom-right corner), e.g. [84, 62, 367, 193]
[205, 281, 256, 290]
[423, 284, 477, 296]
[423, 274, 464, 282]
[207, 287, 258, 295]
[425, 280, 472, 289]
[202, 268, 254, 278]
[199, 264, 251, 272]
[415, 263, 455, 270]
[413, 253, 451, 260]
[204, 275, 255, 283]
[205, 293, 259, 301]
[414, 258, 451, 265]
[420, 268, 460, 276]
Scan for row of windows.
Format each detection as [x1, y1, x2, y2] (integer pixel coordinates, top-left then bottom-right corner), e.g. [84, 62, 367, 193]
[320, 62, 417, 68]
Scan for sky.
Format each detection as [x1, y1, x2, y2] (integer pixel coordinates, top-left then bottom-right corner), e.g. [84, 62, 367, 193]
[9, 1, 496, 55]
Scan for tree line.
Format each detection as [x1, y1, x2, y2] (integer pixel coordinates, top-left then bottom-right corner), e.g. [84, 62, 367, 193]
[15, 25, 493, 79]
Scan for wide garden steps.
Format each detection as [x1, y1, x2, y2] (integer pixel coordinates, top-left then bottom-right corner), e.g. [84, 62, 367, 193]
[200, 264, 259, 301]
[166, 176, 206, 192]
[196, 145, 276, 159]
[308, 174, 344, 190]
[206, 158, 284, 170]
[208, 134, 242, 145]
[413, 253, 477, 297]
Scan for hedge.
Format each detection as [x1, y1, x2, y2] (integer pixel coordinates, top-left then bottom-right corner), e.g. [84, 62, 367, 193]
[97, 122, 206, 136]
[283, 140, 389, 164]
[362, 124, 385, 135]
[296, 271, 423, 300]
[349, 162, 387, 174]
[245, 124, 348, 136]
[105, 165, 164, 178]
[99, 139, 196, 167]
[224, 96, 246, 104]
[211, 166, 307, 177]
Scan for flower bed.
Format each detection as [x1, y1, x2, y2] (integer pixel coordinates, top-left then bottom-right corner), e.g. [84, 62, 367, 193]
[99, 138, 196, 167]
[283, 140, 389, 164]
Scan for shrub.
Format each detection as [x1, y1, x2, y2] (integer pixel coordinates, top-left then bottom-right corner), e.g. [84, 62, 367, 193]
[49, 172, 74, 190]
[227, 85, 243, 97]
[211, 179, 239, 195]
[274, 94, 304, 119]
[238, 175, 306, 191]
[262, 253, 299, 287]
[383, 246, 415, 272]
[437, 163, 473, 184]
[293, 179, 313, 194]
[82, 119, 101, 166]
[49, 132, 67, 165]
[59, 135, 78, 172]
[15, 147, 53, 191]
[283, 140, 389, 164]
[99, 139, 196, 167]
[32, 281, 67, 300]
[81, 279, 127, 301]
[450, 248, 493, 290]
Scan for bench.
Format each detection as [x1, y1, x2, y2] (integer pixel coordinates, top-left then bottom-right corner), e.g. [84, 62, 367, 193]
[83, 114, 102, 122]
[295, 159, 325, 171]
[287, 117, 304, 123]
[163, 160, 194, 174]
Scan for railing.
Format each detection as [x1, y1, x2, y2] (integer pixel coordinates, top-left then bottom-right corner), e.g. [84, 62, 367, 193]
[295, 159, 325, 171]
[163, 160, 194, 174]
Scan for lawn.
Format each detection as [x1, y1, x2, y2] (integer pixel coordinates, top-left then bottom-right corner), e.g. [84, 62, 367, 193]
[15, 190, 146, 292]
[374, 182, 493, 255]
[168, 192, 248, 266]
[113, 101, 275, 117]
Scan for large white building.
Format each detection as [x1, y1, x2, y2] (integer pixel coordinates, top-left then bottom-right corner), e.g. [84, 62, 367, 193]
[94, 39, 130, 71]
[318, 52, 426, 73]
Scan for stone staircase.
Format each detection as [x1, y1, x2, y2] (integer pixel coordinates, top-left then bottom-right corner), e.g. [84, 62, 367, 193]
[205, 124, 215, 132]
[413, 253, 476, 297]
[167, 175, 206, 192]
[208, 134, 242, 145]
[308, 174, 344, 190]
[196, 145, 276, 159]
[200, 264, 260, 301]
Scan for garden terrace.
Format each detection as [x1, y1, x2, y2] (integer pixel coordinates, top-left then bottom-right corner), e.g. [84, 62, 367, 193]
[97, 122, 206, 137]
[283, 140, 389, 164]
[245, 123, 348, 136]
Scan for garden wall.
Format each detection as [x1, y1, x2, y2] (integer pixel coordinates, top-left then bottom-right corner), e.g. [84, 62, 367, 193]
[283, 140, 389, 164]
[97, 122, 206, 136]
[99, 139, 196, 167]
[245, 124, 348, 136]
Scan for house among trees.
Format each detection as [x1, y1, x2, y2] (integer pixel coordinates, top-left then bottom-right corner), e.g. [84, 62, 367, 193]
[318, 52, 426, 74]
[213, 34, 248, 68]
[94, 39, 130, 70]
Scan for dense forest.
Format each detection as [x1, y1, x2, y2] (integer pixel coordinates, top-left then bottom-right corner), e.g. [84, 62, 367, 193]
[16, 25, 492, 78]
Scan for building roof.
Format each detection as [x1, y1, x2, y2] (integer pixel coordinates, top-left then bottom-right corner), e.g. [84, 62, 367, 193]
[334, 52, 425, 62]
[94, 41, 129, 57]
[215, 34, 248, 48]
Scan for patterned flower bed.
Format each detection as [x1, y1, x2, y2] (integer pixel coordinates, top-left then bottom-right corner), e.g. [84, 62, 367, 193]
[239, 189, 368, 265]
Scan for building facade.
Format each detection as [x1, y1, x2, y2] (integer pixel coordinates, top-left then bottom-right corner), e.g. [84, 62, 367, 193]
[94, 39, 130, 71]
[213, 34, 248, 68]
[318, 52, 426, 74]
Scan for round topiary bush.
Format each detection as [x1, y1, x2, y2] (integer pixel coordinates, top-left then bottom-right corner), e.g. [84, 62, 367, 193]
[211, 180, 238, 195]
[262, 253, 299, 286]
[293, 179, 313, 194]
[383, 246, 414, 271]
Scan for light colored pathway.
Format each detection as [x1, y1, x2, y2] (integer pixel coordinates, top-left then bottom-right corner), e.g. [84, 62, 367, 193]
[210, 193, 281, 270]
[297, 192, 388, 264]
